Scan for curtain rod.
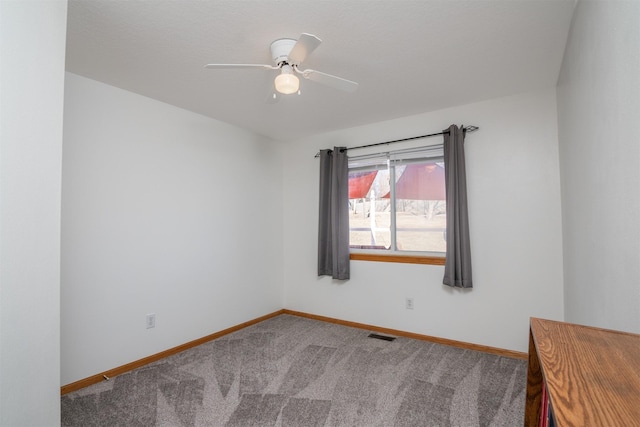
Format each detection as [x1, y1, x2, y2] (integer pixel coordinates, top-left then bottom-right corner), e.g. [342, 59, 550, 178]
[313, 125, 479, 158]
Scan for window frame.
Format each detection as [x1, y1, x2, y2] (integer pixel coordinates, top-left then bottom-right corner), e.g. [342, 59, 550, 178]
[348, 145, 447, 265]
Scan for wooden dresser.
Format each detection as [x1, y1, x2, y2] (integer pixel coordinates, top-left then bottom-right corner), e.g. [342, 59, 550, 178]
[524, 317, 640, 426]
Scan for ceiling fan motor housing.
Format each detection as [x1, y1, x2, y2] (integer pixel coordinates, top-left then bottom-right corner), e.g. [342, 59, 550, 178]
[270, 38, 297, 65]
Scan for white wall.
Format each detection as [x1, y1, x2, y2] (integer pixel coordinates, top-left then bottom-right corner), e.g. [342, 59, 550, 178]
[0, 1, 67, 425]
[61, 73, 284, 385]
[557, 0, 640, 331]
[283, 88, 564, 353]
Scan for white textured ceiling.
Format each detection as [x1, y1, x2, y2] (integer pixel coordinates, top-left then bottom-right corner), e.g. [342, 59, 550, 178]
[66, 0, 576, 141]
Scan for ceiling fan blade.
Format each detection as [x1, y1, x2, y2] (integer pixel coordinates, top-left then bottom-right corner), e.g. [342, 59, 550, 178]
[300, 69, 359, 93]
[204, 64, 276, 70]
[287, 33, 322, 65]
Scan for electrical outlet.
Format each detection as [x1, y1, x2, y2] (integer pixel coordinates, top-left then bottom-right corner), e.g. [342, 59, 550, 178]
[405, 298, 414, 310]
[146, 313, 156, 329]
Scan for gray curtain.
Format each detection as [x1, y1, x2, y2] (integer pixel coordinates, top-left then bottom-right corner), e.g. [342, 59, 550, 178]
[317, 147, 350, 280]
[443, 125, 473, 288]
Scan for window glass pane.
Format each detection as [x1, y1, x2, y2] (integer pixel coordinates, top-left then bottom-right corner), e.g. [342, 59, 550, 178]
[349, 168, 391, 249]
[395, 162, 447, 252]
[348, 145, 446, 255]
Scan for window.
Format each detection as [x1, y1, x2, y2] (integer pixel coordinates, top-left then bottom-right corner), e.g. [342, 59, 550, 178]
[348, 145, 446, 257]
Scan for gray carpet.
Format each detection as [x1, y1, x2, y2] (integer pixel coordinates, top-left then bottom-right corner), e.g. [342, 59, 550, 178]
[61, 314, 526, 426]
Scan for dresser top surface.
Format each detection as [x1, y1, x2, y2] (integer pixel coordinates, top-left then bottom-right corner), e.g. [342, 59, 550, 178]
[531, 318, 640, 426]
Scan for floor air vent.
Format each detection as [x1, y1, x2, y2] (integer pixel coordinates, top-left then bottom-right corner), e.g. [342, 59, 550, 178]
[368, 333, 396, 342]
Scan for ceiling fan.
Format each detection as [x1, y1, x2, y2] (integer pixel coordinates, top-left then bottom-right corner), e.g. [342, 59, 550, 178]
[204, 33, 358, 101]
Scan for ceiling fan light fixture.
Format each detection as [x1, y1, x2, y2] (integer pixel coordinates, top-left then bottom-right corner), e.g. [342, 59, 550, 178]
[274, 65, 299, 94]
[205, 33, 358, 98]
